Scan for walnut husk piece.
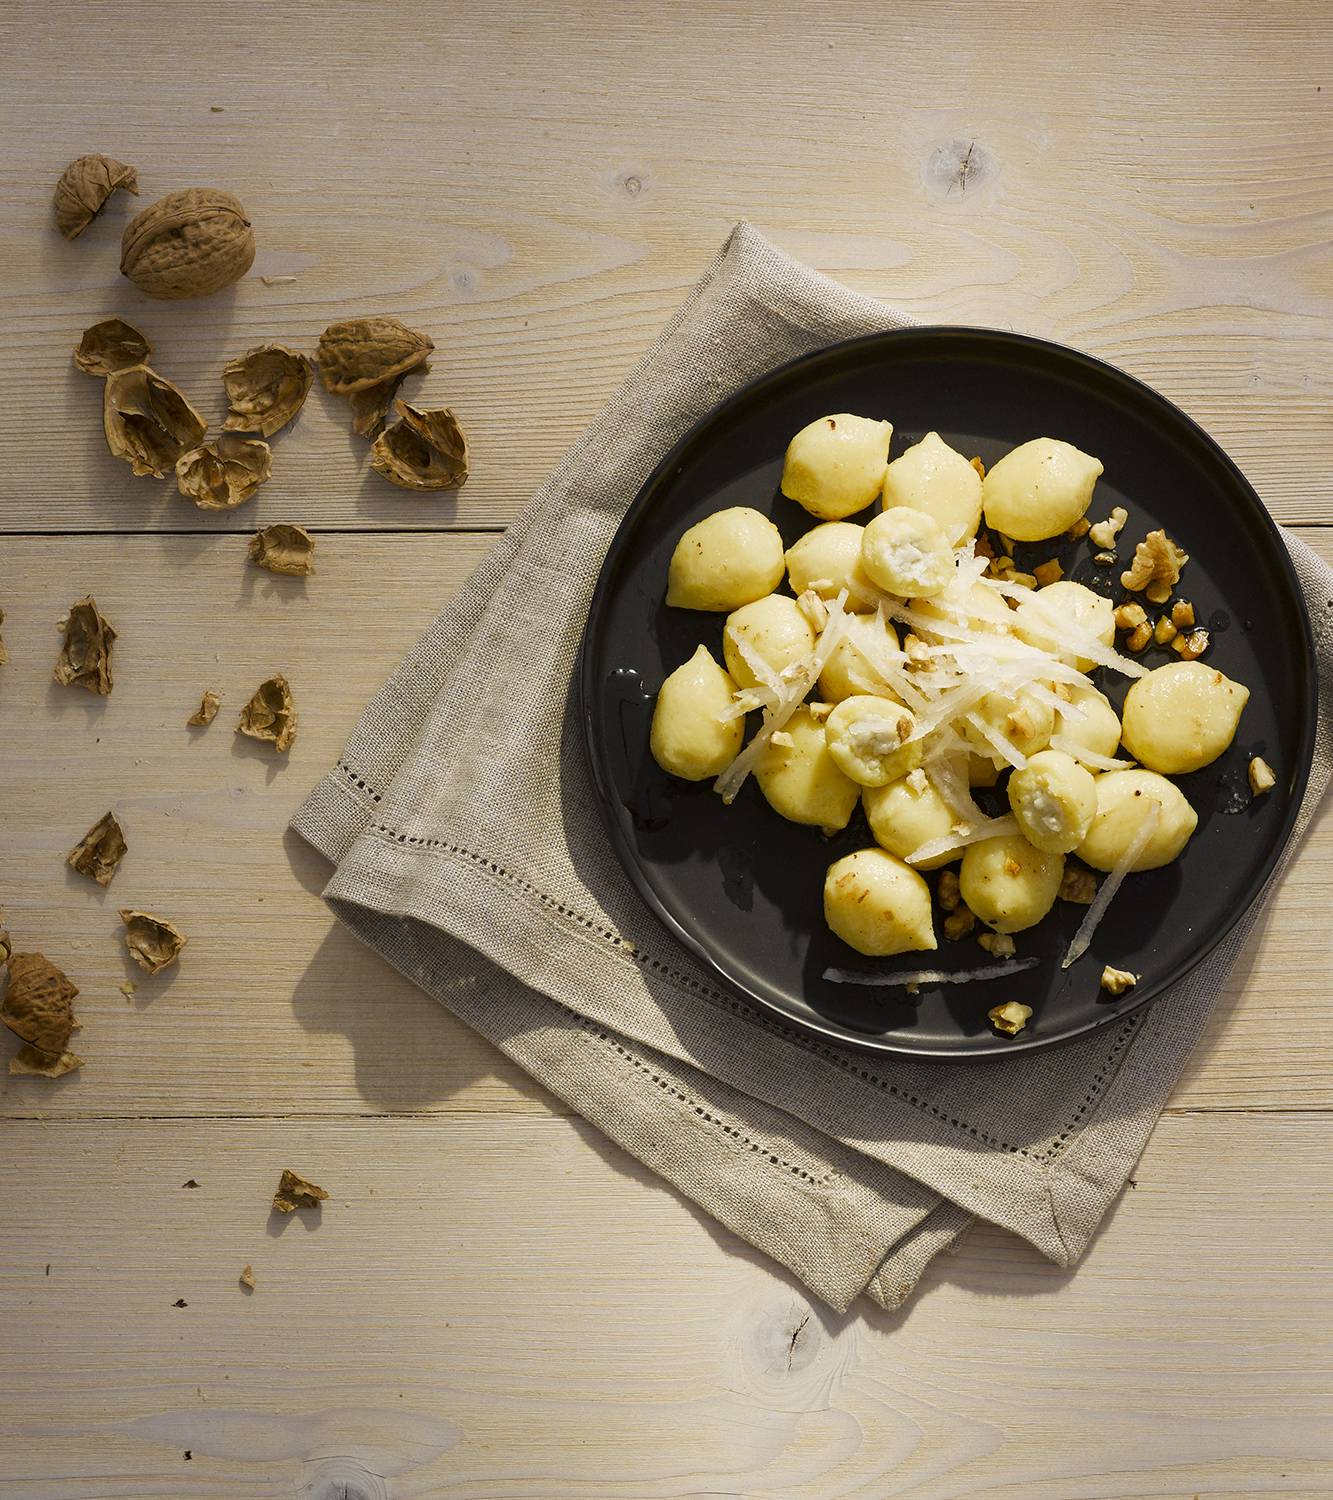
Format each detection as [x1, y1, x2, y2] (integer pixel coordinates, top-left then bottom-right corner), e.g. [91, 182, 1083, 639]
[237, 674, 297, 752]
[273, 1168, 328, 1213]
[67, 811, 128, 886]
[176, 433, 271, 510]
[370, 401, 469, 492]
[222, 344, 314, 437]
[316, 316, 434, 395]
[103, 365, 208, 479]
[120, 188, 255, 299]
[74, 318, 153, 377]
[187, 690, 221, 727]
[2, 952, 83, 1076]
[349, 364, 429, 440]
[120, 910, 188, 974]
[53, 154, 138, 239]
[249, 524, 315, 576]
[54, 597, 116, 694]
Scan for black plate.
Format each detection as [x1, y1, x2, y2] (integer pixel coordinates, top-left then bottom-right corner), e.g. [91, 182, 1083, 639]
[578, 328, 1317, 1058]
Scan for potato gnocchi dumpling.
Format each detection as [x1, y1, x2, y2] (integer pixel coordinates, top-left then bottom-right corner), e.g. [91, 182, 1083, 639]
[982, 437, 1104, 541]
[1054, 681, 1123, 765]
[1119, 661, 1250, 775]
[863, 774, 959, 869]
[649, 645, 744, 781]
[881, 431, 983, 544]
[860, 505, 954, 598]
[915, 580, 1017, 641]
[1077, 769, 1199, 872]
[722, 594, 816, 690]
[823, 847, 936, 956]
[824, 695, 922, 787]
[962, 683, 1055, 766]
[1013, 580, 1115, 673]
[781, 413, 893, 520]
[960, 833, 1065, 934]
[784, 521, 875, 610]
[754, 705, 861, 833]
[817, 612, 902, 702]
[666, 506, 786, 611]
[1007, 749, 1098, 854]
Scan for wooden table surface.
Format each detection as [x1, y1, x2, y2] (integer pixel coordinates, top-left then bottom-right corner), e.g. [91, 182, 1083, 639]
[2, 3, 1332, 1496]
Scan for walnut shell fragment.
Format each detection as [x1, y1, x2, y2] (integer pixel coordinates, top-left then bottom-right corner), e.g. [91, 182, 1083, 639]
[121, 188, 255, 299]
[53, 153, 139, 239]
[248, 524, 315, 577]
[370, 401, 469, 492]
[316, 316, 433, 395]
[239, 1264, 256, 1290]
[176, 433, 272, 510]
[2, 952, 80, 1060]
[73, 318, 153, 377]
[67, 811, 128, 886]
[222, 344, 314, 437]
[272, 1168, 327, 1213]
[54, 596, 116, 695]
[348, 364, 429, 440]
[120, 910, 188, 974]
[187, 689, 221, 727]
[103, 364, 208, 479]
[237, 674, 297, 752]
[10, 1044, 85, 1078]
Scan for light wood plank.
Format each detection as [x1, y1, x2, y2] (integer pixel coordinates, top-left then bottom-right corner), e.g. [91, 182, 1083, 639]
[0, 1110, 1329, 1499]
[1, 1, 1332, 531]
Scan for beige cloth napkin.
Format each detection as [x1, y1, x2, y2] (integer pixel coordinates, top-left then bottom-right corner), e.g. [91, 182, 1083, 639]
[292, 223, 1333, 1313]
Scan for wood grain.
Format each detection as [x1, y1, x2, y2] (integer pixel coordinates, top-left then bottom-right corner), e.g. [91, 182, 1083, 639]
[1, 1, 1331, 532]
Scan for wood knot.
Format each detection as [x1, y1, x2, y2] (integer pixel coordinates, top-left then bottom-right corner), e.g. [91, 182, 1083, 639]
[922, 138, 998, 203]
[605, 166, 652, 200]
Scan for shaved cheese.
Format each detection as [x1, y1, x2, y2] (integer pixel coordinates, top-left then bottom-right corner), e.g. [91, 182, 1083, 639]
[963, 710, 1029, 771]
[1048, 734, 1135, 772]
[824, 957, 1040, 988]
[1027, 681, 1084, 719]
[1061, 803, 1161, 969]
[731, 633, 784, 692]
[906, 813, 1019, 866]
[977, 577, 1149, 678]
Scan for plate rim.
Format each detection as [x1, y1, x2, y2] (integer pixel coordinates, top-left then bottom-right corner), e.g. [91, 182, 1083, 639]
[577, 324, 1319, 1059]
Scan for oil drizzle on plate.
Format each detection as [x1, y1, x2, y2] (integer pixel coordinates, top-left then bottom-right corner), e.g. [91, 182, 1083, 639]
[603, 668, 672, 831]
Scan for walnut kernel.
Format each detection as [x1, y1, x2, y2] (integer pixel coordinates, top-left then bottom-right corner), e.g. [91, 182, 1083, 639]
[1033, 559, 1063, 587]
[1171, 599, 1196, 629]
[1066, 517, 1091, 539]
[1059, 864, 1099, 905]
[1154, 615, 1178, 645]
[1100, 966, 1138, 996]
[1087, 506, 1128, 550]
[1125, 622, 1152, 653]
[1113, 602, 1148, 631]
[1248, 756, 1276, 796]
[989, 1001, 1033, 1036]
[943, 906, 976, 941]
[1173, 628, 1210, 660]
[1121, 529, 1188, 596]
[937, 869, 961, 912]
[977, 931, 1016, 958]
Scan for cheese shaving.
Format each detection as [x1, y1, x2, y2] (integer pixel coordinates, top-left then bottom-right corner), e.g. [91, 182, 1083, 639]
[977, 577, 1149, 678]
[824, 957, 1040, 988]
[1048, 735, 1135, 772]
[1061, 803, 1161, 969]
[906, 813, 1019, 866]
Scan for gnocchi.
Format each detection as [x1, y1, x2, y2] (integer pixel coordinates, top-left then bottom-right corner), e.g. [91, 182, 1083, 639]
[1013, 580, 1115, 673]
[1119, 661, 1250, 775]
[860, 505, 955, 598]
[722, 594, 816, 690]
[649, 645, 744, 781]
[666, 506, 786, 611]
[982, 437, 1104, 541]
[754, 705, 861, 833]
[823, 695, 921, 787]
[881, 430, 983, 543]
[823, 848, 937, 956]
[817, 612, 902, 702]
[863, 774, 958, 869]
[1007, 749, 1098, 854]
[960, 833, 1065, 934]
[1076, 769, 1199, 872]
[781, 413, 893, 520]
[784, 521, 876, 610]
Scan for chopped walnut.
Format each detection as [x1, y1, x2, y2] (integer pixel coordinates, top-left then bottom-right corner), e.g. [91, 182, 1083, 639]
[1173, 628, 1210, 660]
[796, 589, 829, 632]
[1093, 550, 1117, 567]
[768, 730, 795, 750]
[989, 1001, 1033, 1036]
[1066, 517, 1092, 540]
[974, 531, 996, 560]
[1059, 864, 1099, 905]
[943, 905, 976, 941]
[987, 554, 1015, 577]
[937, 869, 962, 912]
[1100, 965, 1138, 996]
[996, 533, 1018, 555]
[1051, 680, 1074, 702]
[1033, 559, 1063, 587]
[906, 767, 929, 794]
[1121, 529, 1188, 598]
[272, 1168, 328, 1213]
[977, 931, 1016, 958]
[1171, 599, 1196, 629]
[1248, 756, 1276, 796]
[1113, 602, 1148, 631]
[1088, 506, 1128, 550]
[903, 635, 931, 664]
[808, 701, 834, 723]
[970, 455, 986, 479]
[1006, 572, 1036, 589]
[1002, 856, 1022, 878]
[1125, 622, 1152, 653]
[1154, 615, 1178, 646]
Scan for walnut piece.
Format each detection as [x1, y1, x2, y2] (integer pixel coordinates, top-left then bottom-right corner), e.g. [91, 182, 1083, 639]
[316, 317, 434, 395]
[103, 365, 208, 479]
[1059, 864, 1099, 905]
[222, 344, 314, 437]
[54, 597, 116, 694]
[187, 690, 221, 727]
[796, 588, 829, 632]
[1121, 529, 1188, 598]
[73, 318, 153, 377]
[120, 188, 255, 299]
[1171, 599, 1196, 629]
[988, 1001, 1033, 1036]
[369, 401, 469, 492]
[1125, 622, 1152, 653]
[273, 1168, 328, 1213]
[237, 674, 297, 752]
[768, 730, 795, 750]
[176, 433, 272, 510]
[977, 931, 1016, 958]
[1093, 550, 1117, 567]
[120, 910, 188, 974]
[1248, 755, 1276, 796]
[1154, 615, 1178, 646]
[1066, 517, 1091, 539]
[937, 869, 962, 912]
[1099, 966, 1138, 996]
[53, 154, 138, 239]
[969, 455, 986, 479]
[2, 952, 80, 1056]
[67, 811, 127, 886]
[1032, 559, 1063, 587]
[1087, 506, 1128, 551]
[943, 905, 976, 940]
[248, 524, 315, 577]
[1172, 628, 1210, 661]
[1113, 601, 1148, 631]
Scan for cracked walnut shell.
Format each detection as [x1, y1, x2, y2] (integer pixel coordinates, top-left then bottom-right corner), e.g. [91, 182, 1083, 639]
[74, 318, 152, 377]
[249, 524, 315, 577]
[370, 401, 469, 491]
[187, 690, 221, 727]
[237, 674, 297, 752]
[176, 433, 272, 510]
[54, 153, 138, 239]
[54, 597, 116, 694]
[120, 910, 188, 974]
[68, 811, 128, 886]
[316, 316, 434, 395]
[222, 344, 314, 437]
[121, 188, 255, 299]
[2, 952, 80, 1059]
[103, 365, 208, 478]
[9, 1043, 85, 1078]
[273, 1168, 328, 1213]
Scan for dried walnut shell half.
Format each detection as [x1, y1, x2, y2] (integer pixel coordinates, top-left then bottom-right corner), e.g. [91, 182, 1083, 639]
[370, 401, 469, 491]
[53, 154, 138, 240]
[237, 674, 297, 752]
[176, 433, 272, 510]
[273, 1168, 328, 1213]
[68, 811, 128, 887]
[187, 690, 221, 727]
[120, 910, 188, 974]
[10, 1044, 84, 1078]
[54, 596, 116, 695]
[316, 316, 434, 395]
[2, 952, 80, 1055]
[121, 188, 255, 300]
[222, 344, 314, 437]
[73, 318, 153, 377]
[249, 524, 315, 577]
[348, 364, 428, 440]
[104, 365, 208, 479]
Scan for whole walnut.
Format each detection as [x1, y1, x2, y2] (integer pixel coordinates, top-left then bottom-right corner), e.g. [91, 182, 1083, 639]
[121, 188, 255, 299]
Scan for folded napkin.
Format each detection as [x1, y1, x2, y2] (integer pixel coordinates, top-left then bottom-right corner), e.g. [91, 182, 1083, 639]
[293, 223, 1333, 1312]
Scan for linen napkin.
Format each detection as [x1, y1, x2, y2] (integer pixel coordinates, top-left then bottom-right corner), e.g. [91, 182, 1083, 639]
[292, 223, 1333, 1313]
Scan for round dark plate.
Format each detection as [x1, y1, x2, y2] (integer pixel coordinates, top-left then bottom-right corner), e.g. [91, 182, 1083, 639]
[578, 328, 1317, 1058]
